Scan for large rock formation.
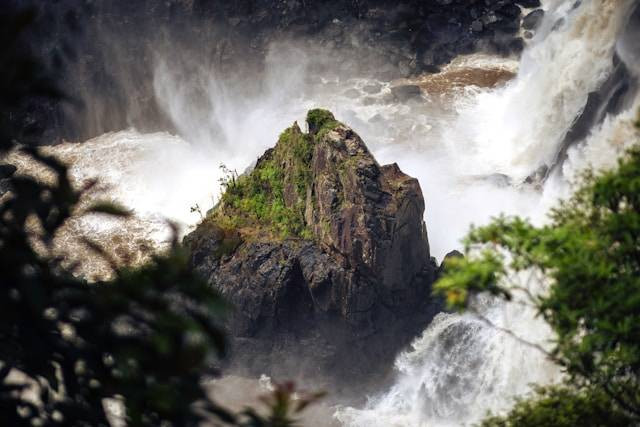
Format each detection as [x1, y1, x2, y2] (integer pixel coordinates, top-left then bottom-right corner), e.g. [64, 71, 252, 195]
[185, 110, 440, 386]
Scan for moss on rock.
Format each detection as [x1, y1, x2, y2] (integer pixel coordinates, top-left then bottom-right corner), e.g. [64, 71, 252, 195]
[306, 108, 340, 137]
[207, 117, 322, 241]
[199, 109, 350, 245]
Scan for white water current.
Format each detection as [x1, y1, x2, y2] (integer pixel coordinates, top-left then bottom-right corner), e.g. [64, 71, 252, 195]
[336, 1, 640, 426]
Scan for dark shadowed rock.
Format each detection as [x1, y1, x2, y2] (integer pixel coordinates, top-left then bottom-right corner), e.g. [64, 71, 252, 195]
[524, 164, 549, 186]
[549, 54, 639, 178]
[523, 9, 545, 31]
[0, 164, 17, 179]
[515, 0, 542, 7]
[497, 4, 522, 21]
[185, 109, 440, 387]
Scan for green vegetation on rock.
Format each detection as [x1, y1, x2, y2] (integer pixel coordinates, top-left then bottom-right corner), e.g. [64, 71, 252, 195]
[209, 110, 342, 242]
[306, 108, 340, 137]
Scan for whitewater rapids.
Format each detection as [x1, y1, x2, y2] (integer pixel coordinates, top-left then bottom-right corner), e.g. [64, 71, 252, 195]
[336, 0, 640, 426]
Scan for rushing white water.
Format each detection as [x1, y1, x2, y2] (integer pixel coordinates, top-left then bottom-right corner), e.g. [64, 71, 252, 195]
[449, 0, 634, 182]
[335, 1, 640, 426]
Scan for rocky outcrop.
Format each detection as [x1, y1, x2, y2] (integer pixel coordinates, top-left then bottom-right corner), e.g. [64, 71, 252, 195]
[0, 164, 17, 179]
[522, 9, 545, 31]
[185, 110, 440, 386]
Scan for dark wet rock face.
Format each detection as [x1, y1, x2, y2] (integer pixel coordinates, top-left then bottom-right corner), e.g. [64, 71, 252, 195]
[515, 0, 542, 8]
[0, 164, 17, 179]
[522, 9, 545, 31]
[185, 110, 440, 386]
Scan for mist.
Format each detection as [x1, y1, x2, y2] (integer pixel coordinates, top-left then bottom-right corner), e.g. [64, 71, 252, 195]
[57, 28, 547, 260]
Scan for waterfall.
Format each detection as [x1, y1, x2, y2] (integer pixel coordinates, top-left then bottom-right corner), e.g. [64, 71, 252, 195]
[335, 1, 640, 426]
[448, 0, 636, 183]
[9, 0, 639, 422]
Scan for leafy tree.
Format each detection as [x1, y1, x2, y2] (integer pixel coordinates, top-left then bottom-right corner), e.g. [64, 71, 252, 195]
[436, 122, 640, 425]
[478, 386, 630, 427]
[0, 5, 319, 426]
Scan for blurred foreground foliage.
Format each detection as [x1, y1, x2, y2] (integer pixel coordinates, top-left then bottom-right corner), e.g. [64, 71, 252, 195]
[0, 6, 319, 426]
[478, 386, 631, 427]
[436, 121, 640, 424]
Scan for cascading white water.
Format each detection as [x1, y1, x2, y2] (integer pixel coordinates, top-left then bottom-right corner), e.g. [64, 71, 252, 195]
[335, 1, 640, 426]
[334, 294, 556, 427]
[449, 0, 635, 182]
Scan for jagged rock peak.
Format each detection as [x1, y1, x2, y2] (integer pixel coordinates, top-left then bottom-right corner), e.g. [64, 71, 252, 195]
[184, 109, 440, 386]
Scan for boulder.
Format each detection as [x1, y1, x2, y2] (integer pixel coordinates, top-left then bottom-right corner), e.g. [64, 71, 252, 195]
[185, 109, 440, 386]
[523, 9, 545, 31]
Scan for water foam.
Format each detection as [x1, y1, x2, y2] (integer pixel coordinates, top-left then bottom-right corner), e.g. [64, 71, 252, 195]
[335, 1, 640, 425]
[449, 0, 634, 182]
